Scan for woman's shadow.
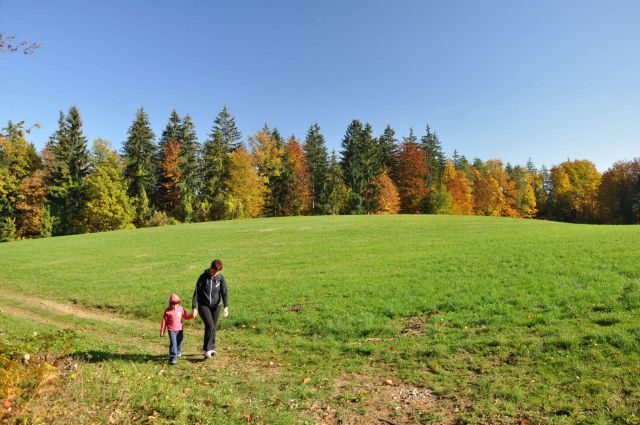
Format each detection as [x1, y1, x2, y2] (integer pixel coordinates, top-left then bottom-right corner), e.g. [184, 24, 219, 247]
[69, 350, 207, 364]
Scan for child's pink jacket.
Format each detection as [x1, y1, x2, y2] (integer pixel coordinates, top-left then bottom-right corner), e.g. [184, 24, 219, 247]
[160, 293, 194, 336]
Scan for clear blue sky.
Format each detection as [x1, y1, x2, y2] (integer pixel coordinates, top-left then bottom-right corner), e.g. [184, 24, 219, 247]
[2, 0, 639, 171]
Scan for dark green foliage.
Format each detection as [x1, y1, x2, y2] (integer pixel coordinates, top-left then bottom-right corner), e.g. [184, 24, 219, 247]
[45, 106, 90, 235]
[200, 131, 230, 220]
[197, 107, 242, 219]
[377, 125, 399, 179]
[324, 151, 349, 214]
[340, 120, 382, 214]
[303, 123, 329, 214]
[177, 115, 199, 222]
[421, 125, 446, 188]
[212, 106, 242, 152]
[122, 108, 156, 226]
[452, 149, 472, 179]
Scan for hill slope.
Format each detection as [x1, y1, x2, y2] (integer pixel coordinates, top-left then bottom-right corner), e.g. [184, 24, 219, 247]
[1, 215, 639, 423]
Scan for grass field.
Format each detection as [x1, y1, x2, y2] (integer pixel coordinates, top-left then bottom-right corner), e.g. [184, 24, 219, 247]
[1, 215, 639, 424]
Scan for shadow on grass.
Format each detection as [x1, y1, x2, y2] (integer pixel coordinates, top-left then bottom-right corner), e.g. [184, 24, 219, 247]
[68, 350, 211, 364]
[69, 350, 166, 363]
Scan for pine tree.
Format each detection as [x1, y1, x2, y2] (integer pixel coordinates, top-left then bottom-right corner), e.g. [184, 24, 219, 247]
[45, 106, 90, 235]
[212, 106, 242, 152]
[178, 115, 199, 222]
[421, 125, 446, 188]
[340, 120, 381, 214]
[325, 151, 350, 215]
[377, 125, 399, 180]
[122, 107, 156, 226]
[303, 123, 329, 214]
[83, 140, 135, 232]
[200, 130, 229, 220]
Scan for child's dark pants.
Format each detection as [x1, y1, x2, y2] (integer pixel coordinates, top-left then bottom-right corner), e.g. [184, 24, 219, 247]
[198, 303, 221, 352]
[168, 330, 183, 362]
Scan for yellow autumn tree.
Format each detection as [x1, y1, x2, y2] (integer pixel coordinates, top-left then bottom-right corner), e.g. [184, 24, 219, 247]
[443, 160, 474, 215]
[223, 146, 266, 219]
[375, 168, 400, 214]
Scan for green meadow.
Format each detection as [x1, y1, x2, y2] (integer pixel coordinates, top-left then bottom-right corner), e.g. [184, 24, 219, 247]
[1, 215, 639, 424]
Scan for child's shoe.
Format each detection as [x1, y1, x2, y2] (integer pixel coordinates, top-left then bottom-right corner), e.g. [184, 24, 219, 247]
[170, 359, 177, 365]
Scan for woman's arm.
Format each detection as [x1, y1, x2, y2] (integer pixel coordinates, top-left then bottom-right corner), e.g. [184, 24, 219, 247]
[191, 275, 201, 317]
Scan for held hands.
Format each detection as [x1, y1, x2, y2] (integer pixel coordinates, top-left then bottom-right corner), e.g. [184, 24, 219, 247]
[223, 307, 229, 318]
[192, 309, 198, 318]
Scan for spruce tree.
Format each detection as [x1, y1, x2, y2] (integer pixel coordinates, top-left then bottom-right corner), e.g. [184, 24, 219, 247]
[46, 106, 89, 235]
[325, 151, 349, 215]
[377, 125, 399, 180]
[303, 123, 329, 214]
[212, 106, 242, 152]
[421, 125, 446, 188]
[340, 120, 381, 214]
[178, 115, 199, 222]
[200, 130, 229, 220]
[122, 107, 156, 226]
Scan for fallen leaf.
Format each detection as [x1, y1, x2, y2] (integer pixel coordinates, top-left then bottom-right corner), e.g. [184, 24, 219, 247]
[382, 379, 393, 386]
[302, 377, 312, 384]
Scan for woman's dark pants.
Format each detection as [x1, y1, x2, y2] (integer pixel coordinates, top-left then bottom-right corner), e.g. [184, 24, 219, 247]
[198, 304, 221, 352]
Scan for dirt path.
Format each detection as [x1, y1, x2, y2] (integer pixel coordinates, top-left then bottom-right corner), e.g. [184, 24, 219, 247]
[0, 289, 155, 330]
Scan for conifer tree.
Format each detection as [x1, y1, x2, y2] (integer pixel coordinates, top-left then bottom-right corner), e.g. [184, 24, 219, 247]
[200, 130, 229, 220]
[340, 120, 381, 214]
[377, 125, 399, 180]
[303, 123, 329, 214]
[421, 125, 446, 188]
[178, 115, 199, 222]
[325, 151, 350, 215]
[122, 107, 156, 226]
[45, 106, 90, 235]
[212, 106, 242, 152]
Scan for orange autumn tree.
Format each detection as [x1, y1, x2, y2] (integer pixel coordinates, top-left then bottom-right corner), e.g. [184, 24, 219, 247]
[485, 159, 519, 217]
[282, 136, 312, 215]
[375, 168, 400, 214]
[15, 169, 48, 238]
[443, 160, 474, 215]
[223, 146, 266, 219]
[157, 140, 183, 218]
[397, 132, 429, 213]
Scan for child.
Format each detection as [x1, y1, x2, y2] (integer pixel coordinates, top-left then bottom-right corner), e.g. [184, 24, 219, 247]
[160, 293, 194, 364]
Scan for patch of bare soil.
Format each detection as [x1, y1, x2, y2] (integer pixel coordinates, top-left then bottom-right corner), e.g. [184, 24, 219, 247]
[400, 310, 443, 337]
[310, 372, 468, 425]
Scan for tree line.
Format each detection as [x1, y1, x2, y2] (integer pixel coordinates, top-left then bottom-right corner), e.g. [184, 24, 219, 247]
[1, 105, 639, 241]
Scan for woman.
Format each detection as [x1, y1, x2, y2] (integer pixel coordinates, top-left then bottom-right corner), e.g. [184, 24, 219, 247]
[191, 259, 229, 359]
